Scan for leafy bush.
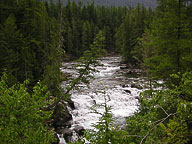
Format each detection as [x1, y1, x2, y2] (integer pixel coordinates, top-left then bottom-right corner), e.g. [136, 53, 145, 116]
[126, 72, 192, 144]
[0, 73, 55, 143]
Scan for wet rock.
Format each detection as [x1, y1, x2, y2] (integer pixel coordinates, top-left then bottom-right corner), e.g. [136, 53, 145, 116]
[73, 125, 85, 136]
[57, 134, 67, 144]
[134, 96, 140, 100]
[63, 120, 73, 128]
[93, 100, 96, 105]
[52, 100, 85, 142]
[73, 121, 80, 125]
[120, 66, 127, 69]
[121, 84, 128, 88]
[62, 129, 73, 137]
[53, 101, 72, 128]
[124, 89, 131, 94]
[56, 125, 85, 142]
[68, 99, 75, 110]
[57, 128, 73, 142]
[131, 83, 143, 89]
[126, 70, 133, 75]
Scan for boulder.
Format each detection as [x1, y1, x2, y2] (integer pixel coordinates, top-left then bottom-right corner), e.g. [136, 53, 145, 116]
[68, 99, 75, 110]
[131, 83, 143, 89]
[121, 84, 128, 88]
[120, 66, 127, 69]
[53, 101, 72, 128]
[73, 125, 85, 136]
[124, 89, 131, 94]
[56, 125, 85, 142]
[57, 128, 73, 142]
[134, 96, 140, 100]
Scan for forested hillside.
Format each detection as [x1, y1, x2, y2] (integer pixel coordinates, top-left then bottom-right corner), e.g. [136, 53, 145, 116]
[57, 0, 157, 8]
[1, 0, 192, 143]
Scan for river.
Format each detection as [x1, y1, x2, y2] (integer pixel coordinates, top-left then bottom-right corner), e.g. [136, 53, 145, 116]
[61, 56, 147, 131]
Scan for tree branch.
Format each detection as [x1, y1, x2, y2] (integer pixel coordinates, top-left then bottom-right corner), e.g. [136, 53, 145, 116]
[47, 60, 94, 110]
[127, 135, 142, 138]
[140, 112, 177, 144]
[159, 106, 168, 116]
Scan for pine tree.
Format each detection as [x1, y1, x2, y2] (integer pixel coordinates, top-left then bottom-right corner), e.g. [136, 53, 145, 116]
[82, 21, 91, 51]
[0, 0, 18, 24]
[115, 12, 134, 63]
[129, 4, 147, 65]
[16, 0, 49, 83]
[143, 0, 192, 86]
[103, 26, 113, 51]
[67, 25, 73, 54]
[115, 6, 148, 65]
[71, 18, 82, 57]
[0, 14, 24, 84]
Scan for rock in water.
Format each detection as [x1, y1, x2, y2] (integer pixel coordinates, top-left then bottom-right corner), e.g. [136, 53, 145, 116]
[53, 101, 73, 141]
[124, 89, 131, 94]
[73, 125, 85, 136]
[53, 101, 72, 128]
[57, 134, 67, 144]
[131, 83, 143, 89]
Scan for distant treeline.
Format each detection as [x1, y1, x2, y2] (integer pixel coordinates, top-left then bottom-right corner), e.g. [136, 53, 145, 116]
[50, 0, 157, 8]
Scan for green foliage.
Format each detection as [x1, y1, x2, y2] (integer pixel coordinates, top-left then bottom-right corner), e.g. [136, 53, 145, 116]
[60, 1, 129, 57]
[115, 12, 133, 63]
[115, 5, 152, 65]
[124, 1, 192, 143]
[0, 73, 55, 143]
[126, 72, 192, 144]
[43, 16, 63, 98]
[142, 0, 192, 86]
[82, 21, 91, 51]
[0, 14, 24, 82]
[0, 1, 64, 143]
[0, 0, 64, 97]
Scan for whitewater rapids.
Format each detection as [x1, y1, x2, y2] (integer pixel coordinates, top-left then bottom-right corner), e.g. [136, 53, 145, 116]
[61, 56, 146, 130]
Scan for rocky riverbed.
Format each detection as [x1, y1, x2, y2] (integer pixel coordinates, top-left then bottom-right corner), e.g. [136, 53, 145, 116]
[58, 56, 149, 142]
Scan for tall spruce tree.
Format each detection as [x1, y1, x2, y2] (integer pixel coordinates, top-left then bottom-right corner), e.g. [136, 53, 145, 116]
[143, 0, 192, 86]
[0, 14, 24, 84]
[82, 21, 91, 51]
[115, 12, 134, 63]
[115, 5, 148, 65]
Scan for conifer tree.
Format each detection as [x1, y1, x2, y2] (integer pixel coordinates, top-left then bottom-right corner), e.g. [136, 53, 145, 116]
[82, 21, 91, 51]
[67, 25, 73, 54]
[0, 14, 23, 84]
[103, 26, 113, 51]
[16, 0, 49, 83]
[115, 13, 134, 63]
[143, 0, 192, 86]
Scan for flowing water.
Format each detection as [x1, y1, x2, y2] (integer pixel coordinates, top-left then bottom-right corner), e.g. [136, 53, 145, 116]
[61, 56, 147, 130]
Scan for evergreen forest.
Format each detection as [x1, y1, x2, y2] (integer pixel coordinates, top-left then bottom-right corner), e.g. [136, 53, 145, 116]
[53, 0, 157, 8]
[0, 0, 192, 143]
